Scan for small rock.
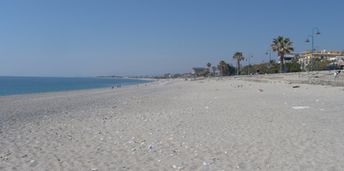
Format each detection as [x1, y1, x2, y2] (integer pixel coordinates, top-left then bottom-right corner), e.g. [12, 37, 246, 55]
[29, 160, 38, 167]
[292, 85, 300, 88]
[258, 89, 264, 92]
[148, 144, 153, 150]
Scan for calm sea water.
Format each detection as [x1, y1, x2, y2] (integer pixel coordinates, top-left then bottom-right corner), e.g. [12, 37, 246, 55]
[0, 76, 150, 96]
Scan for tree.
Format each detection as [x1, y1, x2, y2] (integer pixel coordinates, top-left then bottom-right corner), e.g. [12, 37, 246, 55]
[211, 66, 217, 76]
[271, 36, 294, 73]
[227, 64, 236, 75]
[241, 61, 279, 75]
[285, 57, 301, 72]
[218, 60, 228, 76]
[206, 63, 212, 76]
[217, 60, 236, 76]
[233, 52, 244, 75]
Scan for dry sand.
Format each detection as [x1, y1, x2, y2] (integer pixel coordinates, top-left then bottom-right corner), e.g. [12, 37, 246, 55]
[1, 73, 344, 170]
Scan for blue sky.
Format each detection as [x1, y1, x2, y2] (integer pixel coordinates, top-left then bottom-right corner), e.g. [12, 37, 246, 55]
[0, 0, 343, 76]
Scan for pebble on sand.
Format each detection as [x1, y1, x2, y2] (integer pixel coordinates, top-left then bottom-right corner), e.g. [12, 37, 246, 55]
[148, 144, 153, 150]
[29, 160, 38, 167]
[292, 106, 310, 110]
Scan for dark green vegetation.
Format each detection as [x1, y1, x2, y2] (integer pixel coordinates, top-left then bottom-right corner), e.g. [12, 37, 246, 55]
[271, 36, 294, 73]
[233, 52, 244, 75]
[217, 61, 236, 76]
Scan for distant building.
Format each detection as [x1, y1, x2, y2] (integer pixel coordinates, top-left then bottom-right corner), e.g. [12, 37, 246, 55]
[192, 67, 209, 77]
[284, 54, 297, 63]
[291, 50, 344, 70]
[163, 73, 172, 78]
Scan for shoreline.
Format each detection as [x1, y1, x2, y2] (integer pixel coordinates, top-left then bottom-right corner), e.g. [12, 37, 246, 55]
[0, 78, 154, 97]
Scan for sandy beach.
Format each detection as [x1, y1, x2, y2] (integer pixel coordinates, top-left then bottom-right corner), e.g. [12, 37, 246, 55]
[1, 73, 344, 171]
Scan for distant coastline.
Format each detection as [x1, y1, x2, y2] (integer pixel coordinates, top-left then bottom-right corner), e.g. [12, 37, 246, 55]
[96, 75, 124, 79]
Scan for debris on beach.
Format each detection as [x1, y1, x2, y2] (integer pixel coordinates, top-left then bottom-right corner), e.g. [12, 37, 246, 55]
[258, 89, 264, 92]
[292, 106, 310, 110]
[237, 85, 243, 88]
[292, 85, 300, 88]
[148, 144, 153, 150]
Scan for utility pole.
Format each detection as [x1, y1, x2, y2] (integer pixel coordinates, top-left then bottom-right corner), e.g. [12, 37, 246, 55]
[305, 27, 321, 71]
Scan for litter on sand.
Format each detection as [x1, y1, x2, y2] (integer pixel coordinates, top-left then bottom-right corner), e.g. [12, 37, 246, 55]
[292, 106, 310, 110]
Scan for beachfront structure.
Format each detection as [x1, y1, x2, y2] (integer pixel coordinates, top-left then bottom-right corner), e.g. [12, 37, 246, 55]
[298, 50, 344, 69]
[289, 50, 344, 70]
[283, 54, 297, 63]
[192, 67, 209, 77]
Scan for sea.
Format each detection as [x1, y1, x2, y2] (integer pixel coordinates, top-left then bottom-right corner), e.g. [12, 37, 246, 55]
[0, 76, 150, 96]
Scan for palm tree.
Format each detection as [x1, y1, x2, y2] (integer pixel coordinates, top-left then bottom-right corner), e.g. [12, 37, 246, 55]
[211, 66, 217, 76]
[206, 63, 212, 76]
[271, 36, 294, 73]
[233, 52, 244, 75]
[217, 60, 228, 76]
